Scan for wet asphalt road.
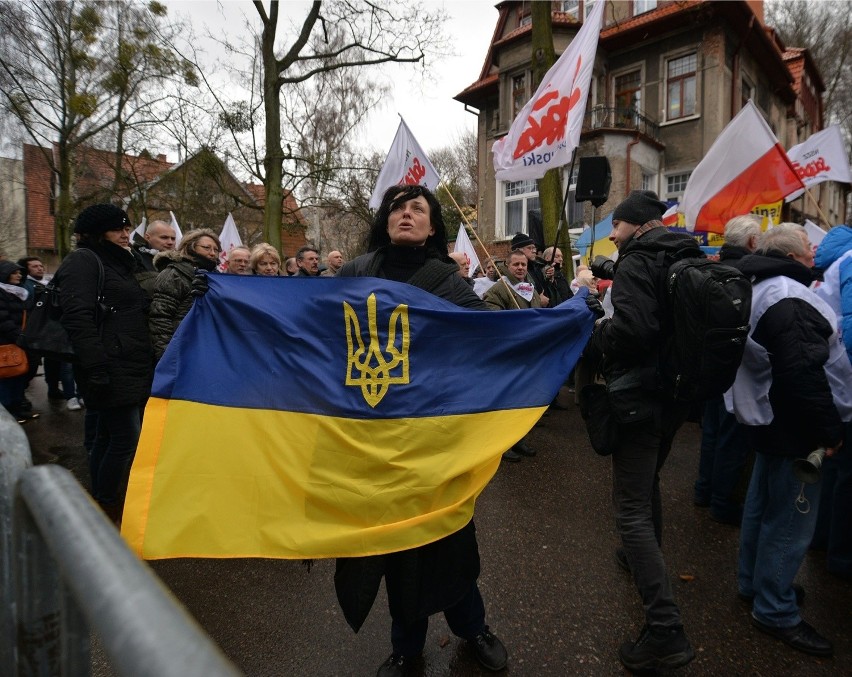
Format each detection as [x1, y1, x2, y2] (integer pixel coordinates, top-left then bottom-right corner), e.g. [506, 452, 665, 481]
[21, 374, 851, 676]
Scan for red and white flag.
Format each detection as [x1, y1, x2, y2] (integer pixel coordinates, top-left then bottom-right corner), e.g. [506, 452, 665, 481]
[369, 117, 441, 210]
[679, 101, 804, 233]
[492, 0, 604, 181]
[218, 212, 244, 272]
[169, 211, 184, 247]
[453, 224, 481, 277]
[785, 125, 852, 202]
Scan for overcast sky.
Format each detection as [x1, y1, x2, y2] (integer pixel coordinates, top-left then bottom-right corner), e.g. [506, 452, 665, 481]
[168, 0, 498, 156]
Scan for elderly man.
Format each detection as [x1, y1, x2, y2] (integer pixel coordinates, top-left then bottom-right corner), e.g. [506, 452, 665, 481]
[320, 250, 344, 277]
[225, 246, 251, 275]
[728, 223, 851, 658]
[295, 245, 321, 277]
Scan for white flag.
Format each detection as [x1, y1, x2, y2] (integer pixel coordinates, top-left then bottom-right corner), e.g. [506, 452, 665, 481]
[491, 0, 604, 181]
[132, 217, 147, 242]
[369, 117, 441, 210]
[218, 213, 244, 272]
[169, 211, 184, 247]
[785, 125, 852, 202]
[803, 219, 826, 249]
[453, 225, 481, 279]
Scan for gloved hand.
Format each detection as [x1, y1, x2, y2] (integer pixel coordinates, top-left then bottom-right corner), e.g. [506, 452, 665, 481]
[86, 368, 111, 400]
[591, 255, 615, 280]
[585, 293, 605, 319]
[191, 271, 209, 297]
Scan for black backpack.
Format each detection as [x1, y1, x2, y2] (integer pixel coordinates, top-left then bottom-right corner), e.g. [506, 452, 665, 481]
[655, 252, 752, 402]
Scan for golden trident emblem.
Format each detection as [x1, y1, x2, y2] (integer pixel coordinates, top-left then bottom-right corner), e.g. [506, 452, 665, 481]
[344, 293, 410, 408]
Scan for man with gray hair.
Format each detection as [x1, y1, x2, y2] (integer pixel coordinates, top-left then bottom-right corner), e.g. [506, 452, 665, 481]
[225, 246, 251, 275]
[694, 214, 762, 524]
[727, 221, 851, 658]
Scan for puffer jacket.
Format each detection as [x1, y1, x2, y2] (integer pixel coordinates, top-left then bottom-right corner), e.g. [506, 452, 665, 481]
[54, 241, 153, 408]
[814, 225, 852, 363]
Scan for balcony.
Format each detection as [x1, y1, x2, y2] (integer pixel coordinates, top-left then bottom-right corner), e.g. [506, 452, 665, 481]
[582, 105, 661, 143]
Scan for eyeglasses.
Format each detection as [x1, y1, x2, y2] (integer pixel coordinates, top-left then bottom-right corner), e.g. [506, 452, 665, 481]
[196, 244, 220, 254]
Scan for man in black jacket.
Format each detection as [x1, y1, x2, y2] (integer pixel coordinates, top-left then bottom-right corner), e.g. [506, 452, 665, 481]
[589, 190, 700, 672]
[727, 224, 849, 658]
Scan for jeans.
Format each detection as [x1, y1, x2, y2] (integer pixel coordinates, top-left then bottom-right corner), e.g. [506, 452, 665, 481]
[612, 405, 688, 631]
[44, 359, 77, 399]
[694, 397, 750, 521]
[390, 582, 486, 657]
[89, 404, 142, 505]
[0, 374, 28, 414]
[738, 452, 822, 627]
[811, 421, 852, 577]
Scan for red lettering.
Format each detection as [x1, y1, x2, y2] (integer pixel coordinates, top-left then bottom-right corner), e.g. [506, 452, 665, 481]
[793, 156, 831, 179]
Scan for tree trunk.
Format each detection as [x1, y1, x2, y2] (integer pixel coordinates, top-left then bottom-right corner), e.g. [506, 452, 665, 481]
[260, 7, 284, 253]
[531, 2, 562, 247]
[55, 142, 74, 258]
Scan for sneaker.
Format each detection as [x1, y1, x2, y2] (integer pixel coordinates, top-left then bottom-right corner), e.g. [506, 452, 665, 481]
[66, 397, 82, 411]
[469, 627, 508, 672]
[618, 624, 695, 672]
[15, 411, 41, 424]
[502, 449, 522, 463]
[376, 653, 419, 677]
[751, 617, 833, 657]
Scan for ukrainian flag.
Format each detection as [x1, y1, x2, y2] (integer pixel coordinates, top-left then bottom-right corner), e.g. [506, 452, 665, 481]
[122, 276, 594, 560]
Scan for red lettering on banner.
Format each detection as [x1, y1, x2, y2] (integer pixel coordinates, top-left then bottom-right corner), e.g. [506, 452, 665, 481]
[792, 156, 831, 179]
[512, 56, 584, 160]
[400, 157, 427, 185]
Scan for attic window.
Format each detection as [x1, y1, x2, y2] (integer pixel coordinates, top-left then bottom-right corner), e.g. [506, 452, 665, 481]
[633, 0, 657, 15]
[561, 0, 582, 19]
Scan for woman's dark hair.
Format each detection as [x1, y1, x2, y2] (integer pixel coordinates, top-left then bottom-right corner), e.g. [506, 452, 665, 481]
[367, 185, 448, 253]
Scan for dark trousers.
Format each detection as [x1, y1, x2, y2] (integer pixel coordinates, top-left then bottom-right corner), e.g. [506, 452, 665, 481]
[89, 404, 142, 505]
[612, 405, 688, 631]
[811, 420, 852, 577]
[44, 358, 77, 399]
[695, 397, 750, 521]
[390, 582, 486, 657]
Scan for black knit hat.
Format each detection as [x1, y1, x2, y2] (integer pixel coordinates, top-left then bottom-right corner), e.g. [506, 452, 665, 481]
[74, 204, 131, 235]
[612, 190, 667, 226]
[510, 232, 536, 250]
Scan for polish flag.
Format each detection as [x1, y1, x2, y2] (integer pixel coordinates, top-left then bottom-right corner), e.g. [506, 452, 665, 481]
[679, 101, 804, 234]
[218, 212, 244, 272]
[662, 204, 679, 227]
[369, 117, 441, 210]
[453, 224, 481, 278]
[492, 0, 605, 181]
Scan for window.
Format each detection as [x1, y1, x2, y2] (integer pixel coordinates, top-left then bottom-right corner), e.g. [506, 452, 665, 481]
[502, 180, 540, 235]
[633, 0, 657, 15]
[666, 172, 692, 199]
[641, 172, 655, 192]
[512, 74, 527, 117]
[666, 53, 697, 120]
[561, 0, 582, 19]
[741, 77, 754, 110]
[615, 69, 642, 120]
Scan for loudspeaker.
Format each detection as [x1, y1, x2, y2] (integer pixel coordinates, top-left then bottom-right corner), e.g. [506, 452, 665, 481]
[576, 156, 612, 207]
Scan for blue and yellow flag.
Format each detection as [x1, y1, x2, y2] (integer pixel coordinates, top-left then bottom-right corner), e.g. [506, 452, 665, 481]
[122, 276, 594, 559]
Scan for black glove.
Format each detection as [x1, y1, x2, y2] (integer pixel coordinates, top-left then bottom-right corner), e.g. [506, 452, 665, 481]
[591, 256, 615, 280]
[191, 271, 209, 297]
[585, 293, 605, 319]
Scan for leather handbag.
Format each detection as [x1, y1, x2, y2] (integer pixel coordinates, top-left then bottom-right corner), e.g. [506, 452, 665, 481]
[0, 343, 28, 378]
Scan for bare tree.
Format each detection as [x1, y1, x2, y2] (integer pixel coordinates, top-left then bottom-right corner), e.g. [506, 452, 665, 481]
[216, 0, 449, 252]
[0, 0, 195, 255]
[430, 129, 478, 237]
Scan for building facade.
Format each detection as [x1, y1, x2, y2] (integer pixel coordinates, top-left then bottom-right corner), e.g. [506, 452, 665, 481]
[455, 0, 848, 247]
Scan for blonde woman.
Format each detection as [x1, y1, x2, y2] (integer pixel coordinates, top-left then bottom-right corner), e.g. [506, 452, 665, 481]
[250, 243, 281, 276]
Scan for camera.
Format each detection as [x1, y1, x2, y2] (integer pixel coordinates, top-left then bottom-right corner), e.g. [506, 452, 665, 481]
[591, 256, 615, 280]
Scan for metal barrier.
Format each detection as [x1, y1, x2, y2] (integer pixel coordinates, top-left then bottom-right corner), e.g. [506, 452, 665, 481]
[0, 407, 242, 676]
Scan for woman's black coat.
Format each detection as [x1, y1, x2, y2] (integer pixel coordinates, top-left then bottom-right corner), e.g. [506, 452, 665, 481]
[0, 260, 26, 345]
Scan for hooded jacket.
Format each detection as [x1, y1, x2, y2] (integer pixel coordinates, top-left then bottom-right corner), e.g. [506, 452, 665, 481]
[0, 260, 27, 345]
[814, 225, 852, 363]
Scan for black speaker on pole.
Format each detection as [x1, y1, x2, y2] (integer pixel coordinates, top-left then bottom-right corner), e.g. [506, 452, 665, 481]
[576, 156, 612, 208]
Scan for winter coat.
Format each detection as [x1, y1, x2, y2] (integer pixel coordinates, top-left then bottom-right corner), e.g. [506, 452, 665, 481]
[590, 226, 702, 409]
[729, 252, 846, 457]
[334, 244, 485, 632]
[814, 225, 852, 364]
[148, 250, 207, 361]
[0, 260, 27, 345]
[54, 241, 153, 408]
[482, 276, 542, 310]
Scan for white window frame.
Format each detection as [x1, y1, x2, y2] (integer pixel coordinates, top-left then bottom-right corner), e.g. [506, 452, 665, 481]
[633, 0, 657, 16]
[560, 0, 583, 20]
[497, 179, 540, 238]
[661, 50, 700, 125]
[665, 171, 692, 201]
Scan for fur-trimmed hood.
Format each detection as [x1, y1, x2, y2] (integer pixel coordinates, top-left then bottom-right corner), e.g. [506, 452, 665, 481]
[153, 249, 186, 272]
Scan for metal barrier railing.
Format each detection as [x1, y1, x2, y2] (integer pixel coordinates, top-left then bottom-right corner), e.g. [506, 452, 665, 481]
[0, 407, 242, 676]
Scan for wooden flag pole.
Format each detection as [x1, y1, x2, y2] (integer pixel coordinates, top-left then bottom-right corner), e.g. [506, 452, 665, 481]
[803, 187, 832, 228]
[440, 181, 522, 310]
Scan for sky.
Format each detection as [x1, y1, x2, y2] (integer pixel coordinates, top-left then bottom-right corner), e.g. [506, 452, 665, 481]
[168, 0, 499, 156]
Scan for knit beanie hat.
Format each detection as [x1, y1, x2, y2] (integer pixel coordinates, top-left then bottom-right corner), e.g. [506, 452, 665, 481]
[74, 204, 131, 235]
[612, 190, 667, 226]
[510, 232, 536, 250]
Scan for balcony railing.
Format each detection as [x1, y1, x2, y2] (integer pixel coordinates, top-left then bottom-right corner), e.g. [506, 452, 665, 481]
[582, 105, 661, 142]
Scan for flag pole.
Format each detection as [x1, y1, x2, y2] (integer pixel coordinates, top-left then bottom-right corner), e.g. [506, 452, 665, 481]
[439, 181, 521, 310]
[803, 187, 832, 227]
